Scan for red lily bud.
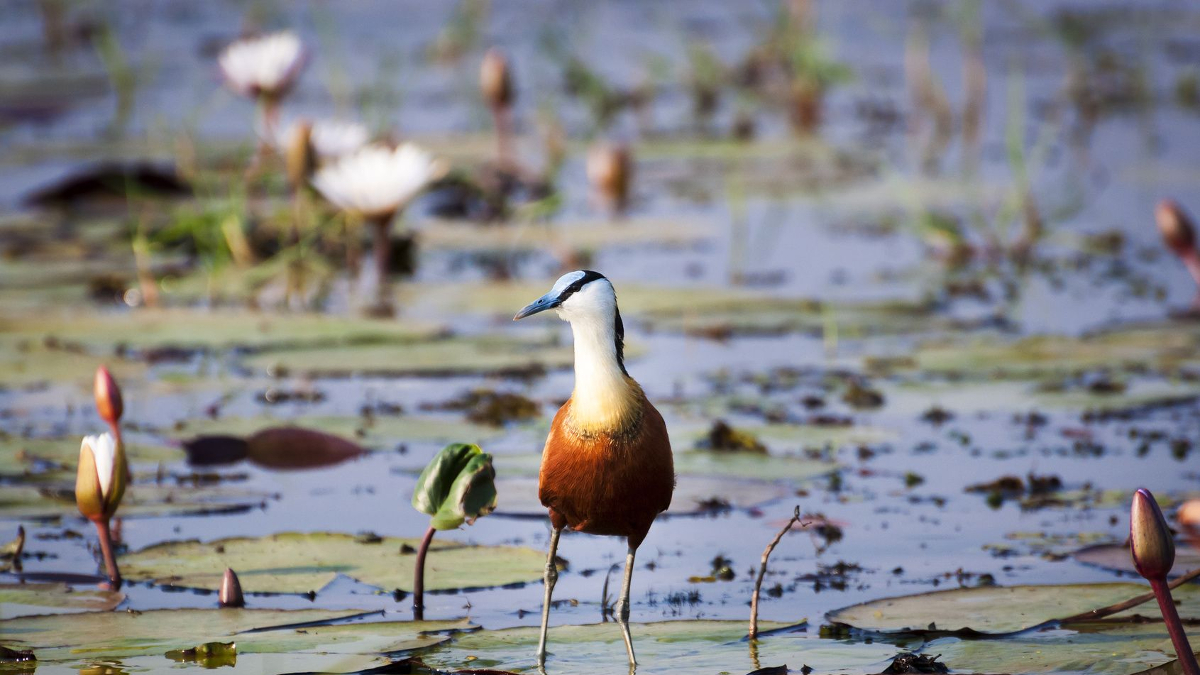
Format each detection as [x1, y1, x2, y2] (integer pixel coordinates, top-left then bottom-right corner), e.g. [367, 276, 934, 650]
[1156, 200, 1197, 257]
[94, 366, 123, 427]
[219, 568, 245, 608]
[480, 48, 514, 111]
[1131, 488, 1175, 580]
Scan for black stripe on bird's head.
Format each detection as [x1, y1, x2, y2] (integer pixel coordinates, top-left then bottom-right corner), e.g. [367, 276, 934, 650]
[513, 269, 627, 375]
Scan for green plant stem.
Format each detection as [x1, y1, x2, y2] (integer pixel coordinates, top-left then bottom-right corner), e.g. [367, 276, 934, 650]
[1150, 578, 1200, 675]
[412, 526, 436, 620]
[94, 518, 121, 590]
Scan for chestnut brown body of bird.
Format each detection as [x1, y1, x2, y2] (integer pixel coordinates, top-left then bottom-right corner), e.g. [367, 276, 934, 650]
[539, 386, 674, 549]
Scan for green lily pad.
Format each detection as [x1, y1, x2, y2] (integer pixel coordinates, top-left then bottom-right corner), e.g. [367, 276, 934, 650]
[240, 335, 574, 378]
[0, 583, 124, 620]
[0, 339, 149, 388]
[828, 583, 1200, 635]
[926, 622, 1200, 675]
[0, 308, 443, 354]
[419, 217, 715, 252]
[0, 483, 273, 520]
[0, 437, 181, 480]
[119, 532, 545, 594]
[406, 280, 943, 337]
[419, 619, 900, 674]
[0, 608, 468, 664]
[911, 323, 1200, 380]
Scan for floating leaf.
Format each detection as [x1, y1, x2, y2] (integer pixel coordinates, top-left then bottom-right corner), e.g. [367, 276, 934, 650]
[413, 444, 497, 530]
[0, 483, 272, 520]
[119, 532, 544, 594]
[0, 437, 180, 480]
[419, 620, 900, 674]
[245, 427, 366, 470]
[828, 583, 1200, 635]
[0, 608, 468, 665]
[926, 622, 1200, 675]
[240, 336, 573, 378]
[1075, 542, 1200, 578]
[0, 582, 124, 620]
[0, 308, 443, 355]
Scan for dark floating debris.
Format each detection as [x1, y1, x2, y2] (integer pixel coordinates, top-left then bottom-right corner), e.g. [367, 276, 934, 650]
[424, 389, 540, 426]
[183, 426, 364, 470]
[881, 653, 949, 674]
[698, 420, 767, 453]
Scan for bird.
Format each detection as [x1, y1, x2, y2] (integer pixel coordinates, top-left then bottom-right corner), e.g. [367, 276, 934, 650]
[513, 270, 675, 668]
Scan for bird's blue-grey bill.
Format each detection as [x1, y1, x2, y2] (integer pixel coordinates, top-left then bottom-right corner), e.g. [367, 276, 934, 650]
[513, 294, 560, 320]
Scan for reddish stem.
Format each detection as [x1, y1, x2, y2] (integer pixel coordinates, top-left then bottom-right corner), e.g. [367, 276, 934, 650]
[370, 215, 394, 315]
[1182, 250, 1200, 296]
[1150, 577, 1200, 675]
[94, 518, 122, 590]
[492, 105, 513, 168]
[412, 526, 436, 620]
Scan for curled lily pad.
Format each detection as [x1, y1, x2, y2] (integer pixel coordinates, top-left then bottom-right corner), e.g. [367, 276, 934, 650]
[828, 583, 1200, 635]
[0, 608, 469, 664]
[119, 532, 544, 594]
[1074, 542, 1200, 578]
[419, 619, 900, 674]
[0, 582, 124, 620]
[413, 444, 497, 530]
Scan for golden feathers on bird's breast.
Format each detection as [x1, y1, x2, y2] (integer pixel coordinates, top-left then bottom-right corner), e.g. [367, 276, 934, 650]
[538, 388, 674, 547]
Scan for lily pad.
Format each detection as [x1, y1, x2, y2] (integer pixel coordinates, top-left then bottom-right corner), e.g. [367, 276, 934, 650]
[0, 437, 181, 480]
[0, 608, 468, 664]
[240, 336, 574, 378]
[1074, 542, 1200, 578]
[0, 309, 443, 354]
[119, 532, 545, 594]
[0, 339, 148, 388]
[926, 622, 1200, 675]
[828, 583, 1200, 635]
[0, 583, 124, 620]
[911, 323, 1200, 379]
[419, 217, 715, 251]
[0, 483, 273, 520]
[418, 619, 900, 674]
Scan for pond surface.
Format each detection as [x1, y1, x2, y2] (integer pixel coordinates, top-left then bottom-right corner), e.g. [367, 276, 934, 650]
[2, 1, 1200, 673]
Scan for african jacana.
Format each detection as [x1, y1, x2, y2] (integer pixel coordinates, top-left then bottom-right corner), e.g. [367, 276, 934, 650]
[514, 270, 675, 668]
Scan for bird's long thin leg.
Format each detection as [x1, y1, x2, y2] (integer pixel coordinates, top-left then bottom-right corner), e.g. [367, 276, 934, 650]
[615, 545, 638, 667]
[536, 526, 563, 668]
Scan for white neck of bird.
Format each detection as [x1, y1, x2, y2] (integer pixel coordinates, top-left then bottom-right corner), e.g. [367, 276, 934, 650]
[568, 312, 636, 431]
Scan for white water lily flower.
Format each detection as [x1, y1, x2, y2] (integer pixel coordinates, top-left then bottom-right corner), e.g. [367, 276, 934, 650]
[312, 143, 444, 219]
[266, 118, 370, 162]
[219, 31, 306, 99]
[76, 431, 127, 521]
